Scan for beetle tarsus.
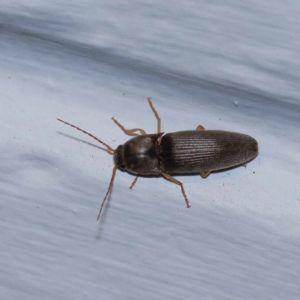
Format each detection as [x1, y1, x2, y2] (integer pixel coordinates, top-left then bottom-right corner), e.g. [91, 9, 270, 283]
[162, 173, 191, 208]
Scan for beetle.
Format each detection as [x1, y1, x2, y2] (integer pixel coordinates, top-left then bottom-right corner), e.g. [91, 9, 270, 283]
[58, 98, 258, 220]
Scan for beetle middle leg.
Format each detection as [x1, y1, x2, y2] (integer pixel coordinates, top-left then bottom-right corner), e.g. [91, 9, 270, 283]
[162, 173, 191, 208]
[196, 125, 205, 131]
[111, 117, 146, 136]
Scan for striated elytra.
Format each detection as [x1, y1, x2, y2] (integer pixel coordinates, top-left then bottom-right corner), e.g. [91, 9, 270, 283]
[58, 98, 258, 220]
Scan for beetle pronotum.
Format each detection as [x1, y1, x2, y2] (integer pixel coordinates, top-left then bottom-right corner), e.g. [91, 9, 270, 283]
[58, 98, 258, 220]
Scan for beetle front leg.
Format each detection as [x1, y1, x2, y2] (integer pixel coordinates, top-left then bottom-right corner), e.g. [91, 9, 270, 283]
[129, 176, 139, 189]
[162, 173, 191, 208]
[147, 97, 161, 134]
[111, 117, 147, 136]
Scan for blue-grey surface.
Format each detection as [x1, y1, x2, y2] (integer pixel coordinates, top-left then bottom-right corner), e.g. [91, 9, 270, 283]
[1, 1, 300, 299]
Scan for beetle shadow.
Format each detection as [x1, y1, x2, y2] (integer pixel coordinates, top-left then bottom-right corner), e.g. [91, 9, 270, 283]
[95, 190, 113, 239]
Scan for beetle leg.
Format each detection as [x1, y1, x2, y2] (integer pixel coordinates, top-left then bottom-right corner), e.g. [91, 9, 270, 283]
[97, 166, 118, 220]
[147, 97, 161, 134]
[129, 176, 139, 189]
[111, 117, 146, 135]
[200, 171, 211, 178]
[196, 125, 205, 131]
[162, 173, 191, 208]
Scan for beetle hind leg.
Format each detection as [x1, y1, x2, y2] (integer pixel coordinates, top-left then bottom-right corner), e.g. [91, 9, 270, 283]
[200, 171, 211, 179]
[162, 173, 191, 208]
[111, 117, 146, 136]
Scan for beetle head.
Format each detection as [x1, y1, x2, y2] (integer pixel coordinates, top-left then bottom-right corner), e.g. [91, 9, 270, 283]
[113, 145, 126, 170]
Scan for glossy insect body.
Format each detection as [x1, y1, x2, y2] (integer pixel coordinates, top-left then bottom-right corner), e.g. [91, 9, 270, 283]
[58, 98, 258, 220]
[114, 130, 258, 176]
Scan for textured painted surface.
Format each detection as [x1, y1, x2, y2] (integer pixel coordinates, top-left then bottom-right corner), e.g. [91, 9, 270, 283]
[1, 1, 300, 299]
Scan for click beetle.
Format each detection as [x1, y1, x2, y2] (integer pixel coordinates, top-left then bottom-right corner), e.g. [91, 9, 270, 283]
[58, 98, 258, 219]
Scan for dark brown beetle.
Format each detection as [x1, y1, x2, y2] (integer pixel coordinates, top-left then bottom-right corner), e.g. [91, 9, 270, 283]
[58, 98, 258, 219]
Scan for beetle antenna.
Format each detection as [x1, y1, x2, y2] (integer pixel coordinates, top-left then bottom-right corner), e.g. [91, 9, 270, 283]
[97, 166, 118, 220]
[57, 119, 114, 154]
